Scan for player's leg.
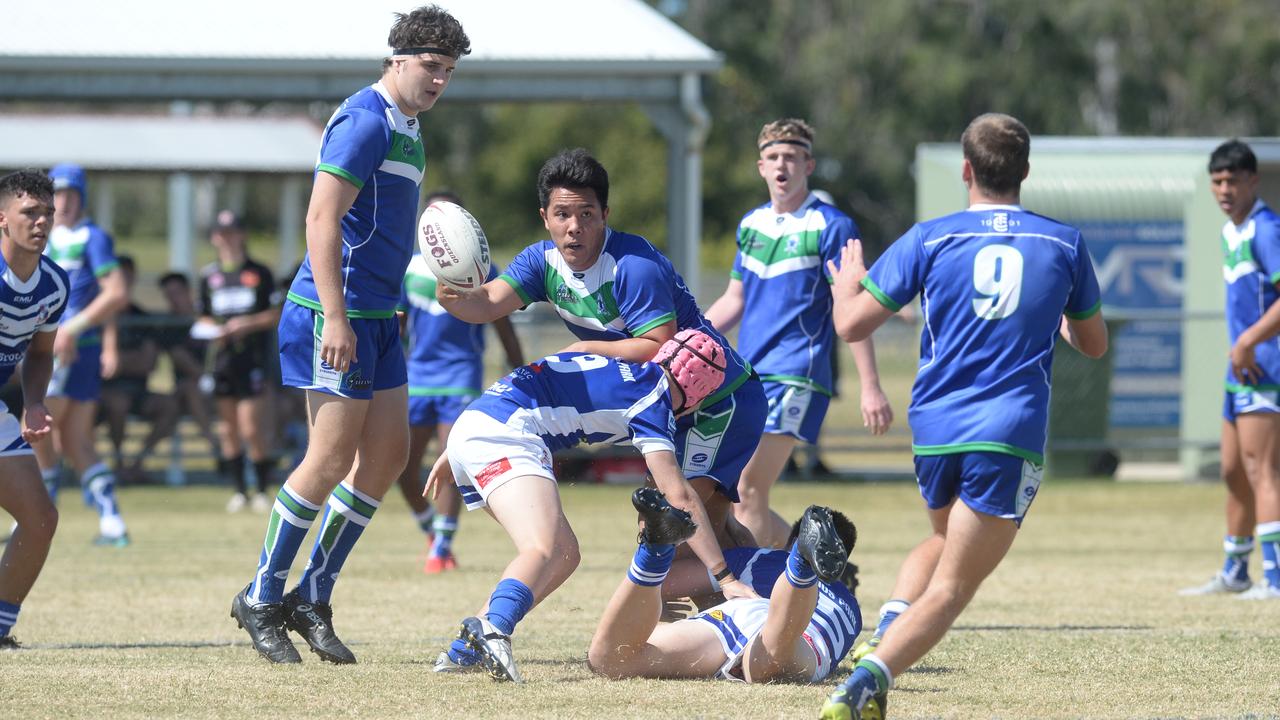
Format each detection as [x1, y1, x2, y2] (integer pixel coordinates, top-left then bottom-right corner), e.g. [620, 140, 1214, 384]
[1236, 411, 1280, 597]
[735, 433, 797, 548]
[237, 392, 275, 510]
[215, 391, 248, 511]
[33, 395, 66, 502]
[425, 417, 464, 572]
[398, 395, 438, 543]
[1181, 416, 1255, 594]
[63, 397, 127, 544]
[0, 453, 59, 645]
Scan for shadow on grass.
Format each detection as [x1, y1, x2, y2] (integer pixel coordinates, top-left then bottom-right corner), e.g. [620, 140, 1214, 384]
[31, 640, 243, 651]
[952, 624, 1152, 632]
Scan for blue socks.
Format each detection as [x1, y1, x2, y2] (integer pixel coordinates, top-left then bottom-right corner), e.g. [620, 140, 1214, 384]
[839, 655, 893, 710]
[875, 599, 909, 640]
[627, 543, 675, 587]
[430, 515, 458, 558]
[41, 467, 59, 504]
[448, 578, 535, 666]
[1258, 522, 1280, 588]
[297, 482, 380, 604]
[0, 600, 18, 638]
[1222, 535, 1253, 584]
[413, 507, 435, 537]
[785, 544, 818, 588]
[83, 463, 126, 537]
[247, 485, 320, 604]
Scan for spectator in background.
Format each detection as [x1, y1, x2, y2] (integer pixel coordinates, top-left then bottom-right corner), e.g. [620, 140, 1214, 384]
[98, 256, 180, 484]
[197, 210, 280, 513]
[157, 271, 219, 459]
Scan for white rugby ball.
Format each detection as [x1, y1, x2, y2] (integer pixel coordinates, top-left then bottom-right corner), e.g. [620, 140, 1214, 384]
[417, 200, 491, 291]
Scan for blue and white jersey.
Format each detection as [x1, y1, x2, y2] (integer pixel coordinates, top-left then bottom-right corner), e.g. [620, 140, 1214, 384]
[732, 193, 855, 395]
[500, 230, 752, 407]
[399, 254, 499, 395]
[468, 352, 676, 455]
[864, 204, 1101, 464]
[723, 547, 862, 668]
[0, 255, 69, 387]
[1222, 199, 1280, 390]
[288, 82, 425, 318]
[44, 218, 117, 345]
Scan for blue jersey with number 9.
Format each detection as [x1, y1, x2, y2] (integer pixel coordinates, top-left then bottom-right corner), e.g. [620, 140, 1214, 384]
[861, 204, 1101, 463]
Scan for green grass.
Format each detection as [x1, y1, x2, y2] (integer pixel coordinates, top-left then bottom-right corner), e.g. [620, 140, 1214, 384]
[2, 480, 1277, 718]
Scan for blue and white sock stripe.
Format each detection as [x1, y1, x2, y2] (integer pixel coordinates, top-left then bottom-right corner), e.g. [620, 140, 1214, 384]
[432, 515, 459, 533]
[1224, 535, 1255, 555]
[626, 561, 670, 587]
[859, 653, 894, 692]
[0, 605, 19, 628]
[1257, 521, 1280, 543]
[785, 549, 818, 588]
[273, 486, 321, 528]
[328, 483, 380, 527]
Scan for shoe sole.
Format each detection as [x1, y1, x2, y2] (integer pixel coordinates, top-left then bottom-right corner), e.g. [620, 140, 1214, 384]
[800, 507, 846, 582]
[632, 489, 697, 545]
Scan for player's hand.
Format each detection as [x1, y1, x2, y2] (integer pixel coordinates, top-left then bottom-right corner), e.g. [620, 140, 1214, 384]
[860, 384, 894, 435]
[1230, 339, 1263, 385]
[22, 403, 53, 444]
[100, 347, 119, 379]
[425, 450, 453, 501]
[719, 577, 760, 601]
[223, 316, 248, 339]
[320, 314, 357, 374]
[53, 329, 79, 367]
[826, 239, 868, 299]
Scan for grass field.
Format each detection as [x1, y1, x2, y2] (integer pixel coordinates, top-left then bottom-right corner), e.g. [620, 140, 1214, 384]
[2, 479, 1278, 719]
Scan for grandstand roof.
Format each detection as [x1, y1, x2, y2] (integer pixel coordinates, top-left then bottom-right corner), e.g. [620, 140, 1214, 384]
[0, 0, 721, 101]
[0, 115, 321, 173]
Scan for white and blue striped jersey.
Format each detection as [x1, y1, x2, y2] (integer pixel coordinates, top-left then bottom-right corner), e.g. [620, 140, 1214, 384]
[44, 218, 117, 346]
[723, 547, 862, 668]
[468, 352, 676, 455]
[731, 193, 856, 395]
[0, 255, 69, 387]
[288, 82, 425, 318]
[863, 204, 1102, 465]
[1222, 199, 1280, 391]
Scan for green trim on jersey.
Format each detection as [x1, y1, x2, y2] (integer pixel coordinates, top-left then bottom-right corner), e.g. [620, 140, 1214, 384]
[1271, 270, 1280, 285]
[542, 264, 622, 328]
[729, 270, 743, 281]
[739, 227, 822, 264]
[287, 291, 395, 319]
[499, 274, 534, 306]
[759, 373, 833, 397]
[1225, 381, 1280, 392]
[405, 270, 438, 302]
[861, 276, 902, 312]
[630, 312, 676, 337]
[409, 386, 480, 397]
[93, 260, 120, 279]
[1064, 299, 1102, 320]
[316, 163, 365, 189]
[913, 441, 1044, 466]
[700, 362, 753, 410]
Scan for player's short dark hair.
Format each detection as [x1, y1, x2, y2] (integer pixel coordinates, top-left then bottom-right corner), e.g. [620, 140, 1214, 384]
[117, 255, 136, 274]
[1209, 139, 1258, 175]
[961, 113, 1030, 196]
[0, 170, 54, 206]
[158, 271, 190, 289]
[425, 188, 464, 207]
[382, 5, 471, 70]
[537, 148, 610, 210]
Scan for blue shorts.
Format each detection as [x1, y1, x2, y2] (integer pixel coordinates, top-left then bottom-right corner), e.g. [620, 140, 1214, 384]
[761, 380, 830, 444]
[1223, 388, 1280, 421]
[914, 452, 1043, 527]
[47, 344, 102, 402]
[278, 301, 406, 400]
[408, 393, 476, 427]
[675, 373, 767, 502]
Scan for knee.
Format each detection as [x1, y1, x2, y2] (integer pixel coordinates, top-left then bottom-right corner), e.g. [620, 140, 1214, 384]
[736, 485, 767, 511]
[586, 638, 633, 680]
[21, 502, 58, 543]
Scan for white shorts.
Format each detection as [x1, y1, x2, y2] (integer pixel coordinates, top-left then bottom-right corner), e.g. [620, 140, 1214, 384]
[690, 597, 830, 683]
[448, 410, 555, 510]
[0, 403, 33, 457]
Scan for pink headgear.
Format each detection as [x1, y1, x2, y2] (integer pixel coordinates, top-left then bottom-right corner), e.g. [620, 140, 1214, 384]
[654, 329, 727, 413]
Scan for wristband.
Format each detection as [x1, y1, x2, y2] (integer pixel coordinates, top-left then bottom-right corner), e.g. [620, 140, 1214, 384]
[713, 566, 733, 582]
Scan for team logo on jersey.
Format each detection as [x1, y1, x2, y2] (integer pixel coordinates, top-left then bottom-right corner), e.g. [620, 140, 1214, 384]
[709, 609, 725, 621]
[402, 139, 416, 157]
[406, 117, 416, 129]
[554, 283, 576, 305]
[785, 235, 800, 254]
[993, 212, 1008, 232]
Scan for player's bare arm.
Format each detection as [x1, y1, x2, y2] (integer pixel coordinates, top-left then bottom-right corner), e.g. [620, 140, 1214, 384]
[306, 171, 362, 373]
[436, 276, 523, 324]
[21, 329, 56, 444]
[1228, 282, 1280, 383]
[829, 239, 895, 343]
[644, 449, 758, 601]
[703, 278, 745, 332]
[561, 319, 676, 363]
[847, 337, 894, 435]
[53, 266, 126, 365]
[1059, 312, 1109, 359]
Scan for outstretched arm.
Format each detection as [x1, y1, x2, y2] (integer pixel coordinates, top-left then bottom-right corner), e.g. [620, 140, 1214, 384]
[436, 278, 524, 324]
[563, 319, 676, 363]
[829, 239, 894, 343]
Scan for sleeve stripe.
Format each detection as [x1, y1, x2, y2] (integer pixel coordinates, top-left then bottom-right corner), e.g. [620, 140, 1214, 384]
[498, 274, 533, 306]
[860, 276, 902, 312]
[630, 312, 676, 338]
[1270, 270, 1280, 286]
[93, 260, 120, 278]
[1064, 299, 1102, 320]
[729, 270, 742, 280]
[316, 163, 365, 190]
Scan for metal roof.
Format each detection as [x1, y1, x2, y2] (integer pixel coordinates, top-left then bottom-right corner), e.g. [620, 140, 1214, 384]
[0, 0, 721, 102]
[0, 114, 321, 172]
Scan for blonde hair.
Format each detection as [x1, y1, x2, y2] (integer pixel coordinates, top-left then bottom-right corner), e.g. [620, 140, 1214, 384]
[758, 118, 814, 153]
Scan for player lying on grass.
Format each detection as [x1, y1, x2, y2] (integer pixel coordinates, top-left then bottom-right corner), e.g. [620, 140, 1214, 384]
[588, 499, 860, 684]
[425, 330, 758, 681]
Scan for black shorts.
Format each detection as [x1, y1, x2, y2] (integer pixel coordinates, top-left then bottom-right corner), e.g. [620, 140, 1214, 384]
[213, 348, 269, 399]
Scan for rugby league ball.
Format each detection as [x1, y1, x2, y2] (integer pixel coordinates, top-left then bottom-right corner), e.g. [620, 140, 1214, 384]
[417, 200, 491, 291]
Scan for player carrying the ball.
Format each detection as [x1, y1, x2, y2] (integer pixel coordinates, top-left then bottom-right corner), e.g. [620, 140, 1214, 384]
[426, 331, 749, 681]
[819, 114, 1108, 719]
[438, 148, 769, 567]
[230, 5, 470, 665]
